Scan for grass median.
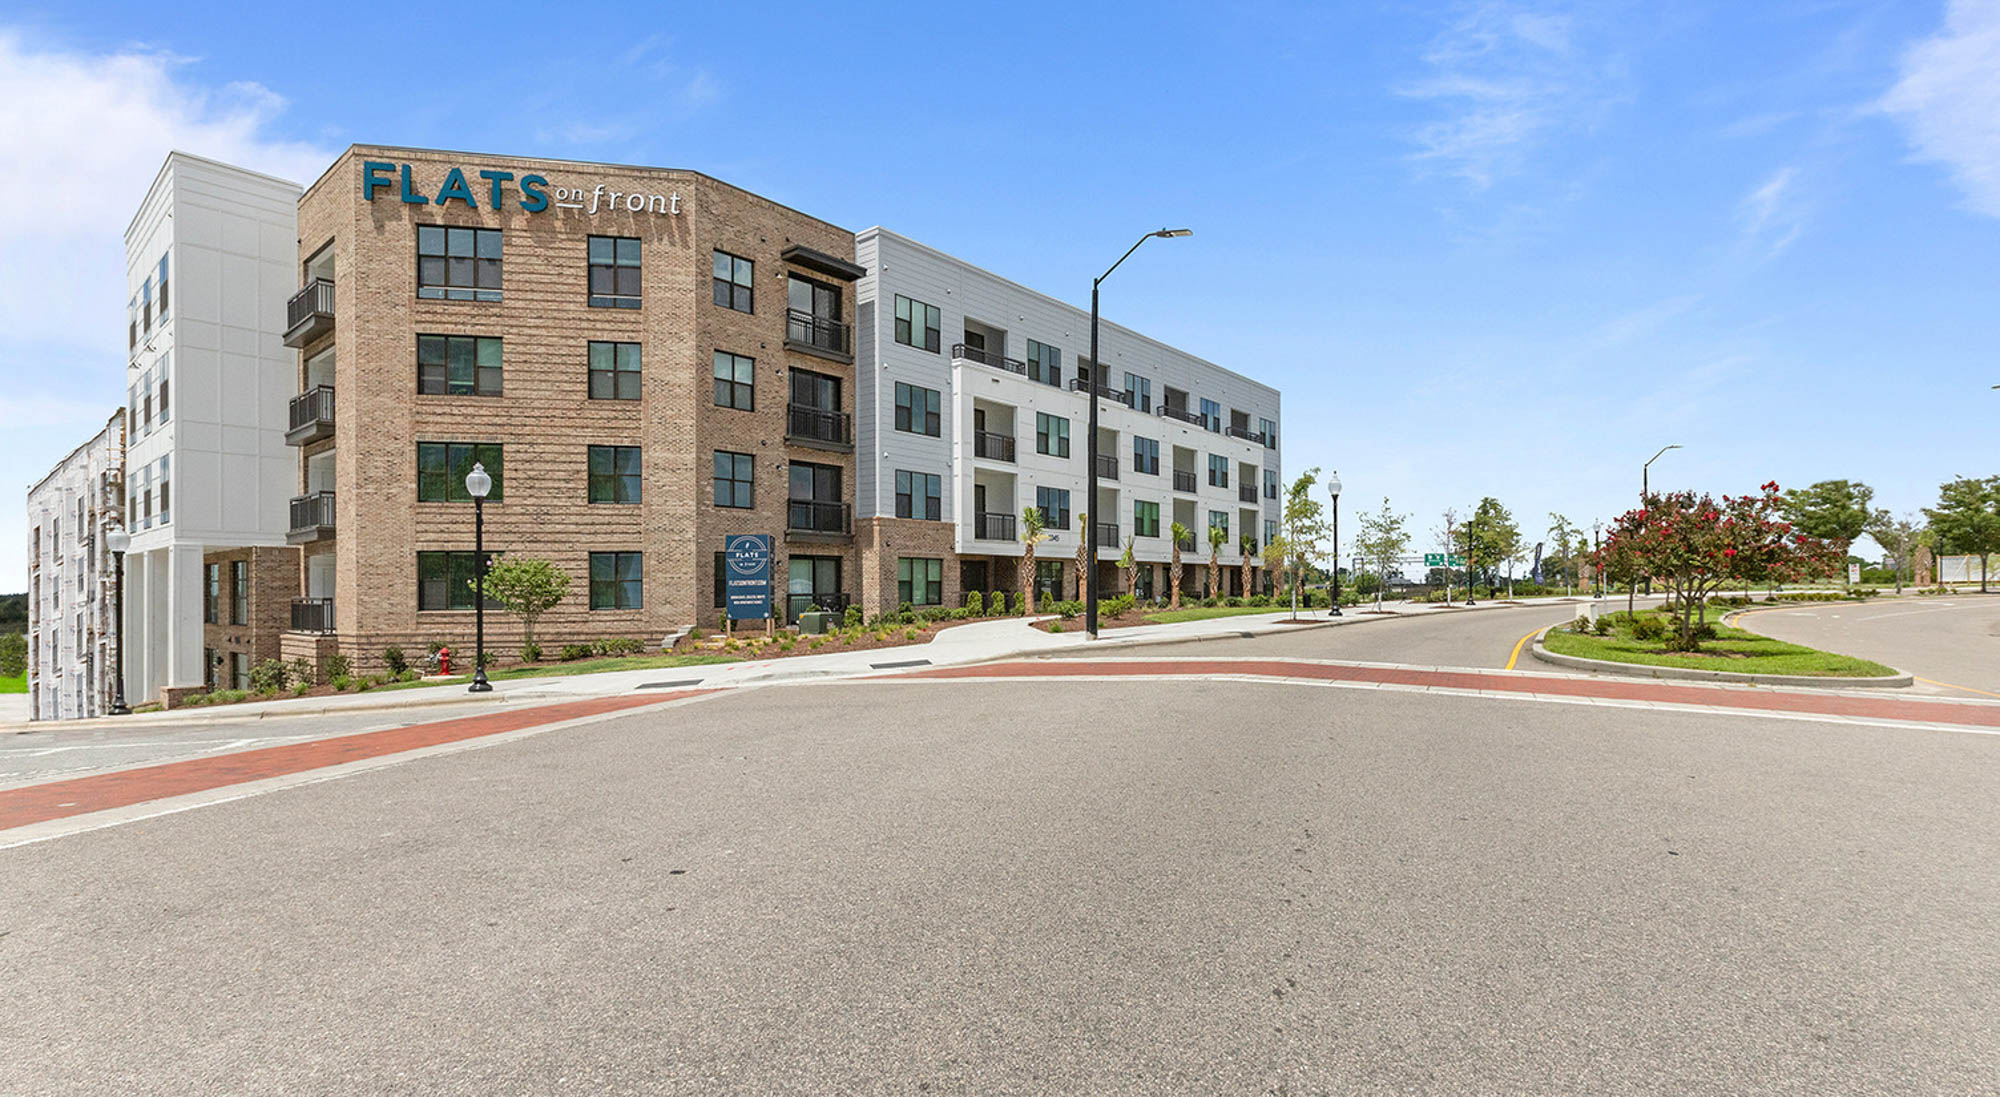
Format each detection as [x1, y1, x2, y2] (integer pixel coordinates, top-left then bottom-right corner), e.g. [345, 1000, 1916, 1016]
[0, 674, 24, 695]
[1542, 610, 1897, 678]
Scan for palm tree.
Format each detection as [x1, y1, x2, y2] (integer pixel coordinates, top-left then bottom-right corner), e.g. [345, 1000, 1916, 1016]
[1239, 534, 1256, 600]
[1206, 525, 1227, 601]
[1072, 510, 1089, 603]
[1169, 521, 1191, 609]
[1119, 536, 1137, 603]
[1020, 504, 1049, 615]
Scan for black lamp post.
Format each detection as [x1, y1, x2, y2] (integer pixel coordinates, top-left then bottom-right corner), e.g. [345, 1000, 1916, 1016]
[1086, 227, 1191, 639]
[1326, 471, 1342, 616]
[104, 527, 131, 716]
[1641, 444, 1680, 599]
[1592, 522, 1602, 601]
[466, 462, 493, 693]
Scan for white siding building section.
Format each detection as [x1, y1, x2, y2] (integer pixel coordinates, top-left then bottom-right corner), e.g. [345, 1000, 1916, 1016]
[120, 153, 300, 702]
[855, 227, 1283, 569]
[25, 412, 125, 721]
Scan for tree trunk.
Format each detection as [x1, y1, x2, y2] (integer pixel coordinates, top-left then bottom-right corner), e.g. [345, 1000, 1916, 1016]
[1208, 553, 1219, 602]
[1021, 545, 1038, 615]
[1170, 547, 1182, 610]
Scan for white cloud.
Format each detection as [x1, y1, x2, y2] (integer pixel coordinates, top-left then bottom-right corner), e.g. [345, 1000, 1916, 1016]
[1397, 1, 1620, 188]
[1880, 0, 2000, 217]
[1738, 165, 1807, 257]
[0, 29, 332, 357]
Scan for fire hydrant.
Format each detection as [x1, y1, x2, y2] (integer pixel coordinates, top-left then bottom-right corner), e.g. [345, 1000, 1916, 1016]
[437, 646, 451, 675]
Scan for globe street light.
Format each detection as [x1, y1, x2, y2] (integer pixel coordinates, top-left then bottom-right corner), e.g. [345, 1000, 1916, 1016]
[1325, 470, 1343, 617]
[465, 462, 493, 693]
[1086, 228, 1191, 639]
[104, 526, 131, 716]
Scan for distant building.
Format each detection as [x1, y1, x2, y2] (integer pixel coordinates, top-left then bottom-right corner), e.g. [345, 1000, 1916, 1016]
[26, 411, 125, 721]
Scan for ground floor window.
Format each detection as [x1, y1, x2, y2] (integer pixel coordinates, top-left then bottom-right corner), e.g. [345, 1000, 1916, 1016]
[1036, 559, 1066, 603]
[203, 646, 217, 690]
[1135, 565, 1155, 600]
[960, 560, 990, 596]
[788, 556, 844, 622]
[590, 552, 643, 610]
[898, 557, 943, 606]
[417, 551, 495, 611]
[230, 651, 249, 691]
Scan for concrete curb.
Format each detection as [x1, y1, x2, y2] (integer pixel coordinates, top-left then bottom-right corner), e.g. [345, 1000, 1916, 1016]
[1529, 627, 1913, 689]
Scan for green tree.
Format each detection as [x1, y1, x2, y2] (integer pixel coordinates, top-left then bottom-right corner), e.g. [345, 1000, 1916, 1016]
[1278, 469, 1331, 619]
[475, 556, 570, 651]
[1119, 536, 1137, 599]
[1781, 480, 1875, 586]
[1168, 521, 1191, 609]
[1924, 476, 2000, 592]
[1020, 505, 1050, 613]
[0, 630, 26, 679]
[1545, 513, 1581, 592]
[1206, 524, 1227, 600]
[1865, 510, 1921, 593]
[1455, 497, 1520, 598]
[1073, 510, 1090, 599]
[1353, 497, 1411, 610]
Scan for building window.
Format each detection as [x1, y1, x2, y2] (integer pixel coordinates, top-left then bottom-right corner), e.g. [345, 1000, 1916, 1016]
[417, 225, 502, 301]
[712, 350, 754, 411]
[417, 442, 504, 502]
[417, 334, 503, 396]
[588, 235, 641, 308]
[232, 652, 250, 692]
[230, 560, 248, 626]
[1133, 436, 1159, 475]
[1124, 374, 1152, 412]
[894, 382, 941, 436]
[713, 450, 754, 508]
[894, 470, 942, 520]
[1209, 511, 1230, 539]
[712, 250, 754, 313]
[788, 462, 844, 532]
[142, 274, 153, 331]
[894, 294, 941, 352]
[157, 371, 170, 423]
[203, 563, 220, 624]
[1264, 468, 1279, 500]
[417, 551, 496, 611]
[203, 646, 217, 691]
[1200, 398, 1222, 433]
[1035, 559, 1066, 602]
[1026, 339, 1062, 387]
[589, 552, 644, 610]
[588, 445, 642, 504]
[712, 551, 727, 609]
[897, 558, 943, 606]
[1134, 500, 1160, 538]
[1208, 454, 1229, 488]
[787, 275, 843, 352]
[588, 341, 642, 400]
[1036, 413, 1070, 458]
[1265, 519, 1278, 546]
[1259, 418, 1278, 448]
[157, 253, 170, 320]
[1036, 486, 1071, 530]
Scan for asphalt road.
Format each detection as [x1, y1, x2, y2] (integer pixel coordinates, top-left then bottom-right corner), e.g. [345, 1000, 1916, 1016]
[1733, 596, 2000, 698]
[4, 674, 1994, 1095]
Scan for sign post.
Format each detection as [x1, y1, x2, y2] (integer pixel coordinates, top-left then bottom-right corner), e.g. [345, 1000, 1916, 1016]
[724, 534, 773, 635]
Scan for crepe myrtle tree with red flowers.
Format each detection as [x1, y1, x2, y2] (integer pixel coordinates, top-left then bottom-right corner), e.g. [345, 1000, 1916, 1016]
[1596, 482, 1840, 650]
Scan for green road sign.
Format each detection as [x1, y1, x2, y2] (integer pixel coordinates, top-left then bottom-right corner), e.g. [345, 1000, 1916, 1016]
[1423, 554, 1467, 567]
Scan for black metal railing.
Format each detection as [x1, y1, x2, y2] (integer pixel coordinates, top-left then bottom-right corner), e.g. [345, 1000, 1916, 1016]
[786, 309, 851, 356]
[787, 591, 851, 621]
[283, 279, 334, 347]
[974, 430, 1016, 462]
[951, 343, 1027, 375]
[975, 511, 1017, 541]
[787, 499, 852, 535]
[1094, 454, 1119, 480]
[288, 385, 334, 439]
[1176, 536, 1196, 553]
[786, 403, 851, 446]
[1172, 469, 1198, 493]
[288, 491, 335, 538]
[290, 597, 334, 633]
[1068, 377, 1130, 405]
[1094, 522, 1120, 547]
[1239, 484, 1257, 503]
[1226, 425, 1267, 444]
[1157, 404, 1204, 426]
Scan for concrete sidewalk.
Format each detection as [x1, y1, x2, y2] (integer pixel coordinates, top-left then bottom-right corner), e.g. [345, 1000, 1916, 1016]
[4, 595, 1618, 732]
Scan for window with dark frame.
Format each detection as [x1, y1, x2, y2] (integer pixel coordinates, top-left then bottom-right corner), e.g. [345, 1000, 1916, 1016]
[897, 557, 944, 606]
[1125, 373, 1152, 412]
[589, 552, 644, 610]
[1037, 485, 1071, 530]
[417, 334, 503, 396]
[713, 551, 726, 608]
[893, 294, 941, 352]
[1025, 339, 1062, 387]
[1200, 398, 1222, 433]
[894, 382, 941, 436]
[588, 236, 641, 308]
[1208, 454, 1229, 488]
[894, 470, 942, 520]
[712, 350, 754, 410]
[417, 442, 504, 502]
[588, 341, 642, 400]
[230, 560, 248, 626]
[1259, 417, 1278, 448]
[712, 250, 754, 312]
[713, 451, 754, 508]
[417, 552, 501, 612]
[1209, 510, 1230, 538]
[588, 445, 642, 504]
[1036, 412, 1070, 458]
[1134, 500, 1161, 538]
[203, 563, 219, 624]
[417, 225, 502, 301]
[1133, 436, 1160, 475]
[787, 275, 843, 351]
[1264, 468, 1279, 499]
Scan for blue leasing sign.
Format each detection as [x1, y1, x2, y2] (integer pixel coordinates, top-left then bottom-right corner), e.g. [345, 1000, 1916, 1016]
[724, 534, 773, 621]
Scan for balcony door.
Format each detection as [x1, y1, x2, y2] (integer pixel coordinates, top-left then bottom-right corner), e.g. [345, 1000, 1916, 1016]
[306, 450, 336, 494]
[790, 369, 839, 412]
[787, 275, 842, 352]
[786, 555, 842, 623]
[788, 461, 843, 532]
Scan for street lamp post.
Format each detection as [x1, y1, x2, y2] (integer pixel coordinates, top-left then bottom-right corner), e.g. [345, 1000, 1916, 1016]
[1326, 471, 1343, 616]
[465, 462, 493, 693]
[1592, 522, 1602, 601]
[1086, 227, 1191, 639]
[104, 527, 131, 716]
[1640, 444, 1681, 601]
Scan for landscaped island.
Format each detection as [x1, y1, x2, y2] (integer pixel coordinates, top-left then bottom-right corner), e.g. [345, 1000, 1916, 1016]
[1542, 607, 1898, 678]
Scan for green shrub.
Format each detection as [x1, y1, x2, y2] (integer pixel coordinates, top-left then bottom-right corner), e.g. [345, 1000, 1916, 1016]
[291, 681, 311, 696]
[991, 591, 1007, 616]
[1224, 596, 1244, 607]
[1592, 616, 1612, 636]
[323, 653, 352, 681]
[1247, 594, 1272, 607]
[1105, 594, 1135, 618]
[1631, 616, 1668, 641]
[383, 646, 408, 675]
[964, 591, 985, 615]
[0, 631, 26, 678]
[1008, 592, 1023, 616]
[248, 658, 289, 693]
[519, 641, 542, 663]
[559, 643, 593, 662]
[1048, 621, 1064, 633]
[898, 601, 913, 618]
[330, 674, 352, 691]
[289, 657, 315, 687]
[903, 627, 919, 641]
[1568, 616, 1593, 634]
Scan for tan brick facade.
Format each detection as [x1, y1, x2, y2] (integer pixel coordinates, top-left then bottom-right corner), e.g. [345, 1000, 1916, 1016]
[287, 147, 861, 672]
[199, 546, 299, 685]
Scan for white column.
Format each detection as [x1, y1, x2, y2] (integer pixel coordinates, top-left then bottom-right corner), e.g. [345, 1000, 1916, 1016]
[166, 543, 205, 690]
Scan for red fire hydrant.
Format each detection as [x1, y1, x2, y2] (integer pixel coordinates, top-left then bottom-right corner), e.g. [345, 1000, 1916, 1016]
[437, 646, 451, 675]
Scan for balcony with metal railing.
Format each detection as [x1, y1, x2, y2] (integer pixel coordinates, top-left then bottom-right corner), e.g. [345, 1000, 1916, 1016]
[1157, 404, 1205, 426]
[1094, 521, 1121, 547]
[1239, 484, 1257, 503]
[974, 511, 1017, 541]
[287, 491, 335, 544]
[1093, 453, 1120, 480]
[785, 403, 852, 449]
[787, 499, 852, 536]
[283, 279, 334, 348]
[286, 385, 335, 446]
[785, 310, 852, 363]
[952, 343, 1028, 376]
[1068, 377, 1131, 406]
[1172, 469, 1198, 493]
[290, 597, 334, 633]
[1225, 425, 1268, 445]
[973, 430, 1016, 462]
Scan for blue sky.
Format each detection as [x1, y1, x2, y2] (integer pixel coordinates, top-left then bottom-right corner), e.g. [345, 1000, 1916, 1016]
[3, 1, 1997, 586]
